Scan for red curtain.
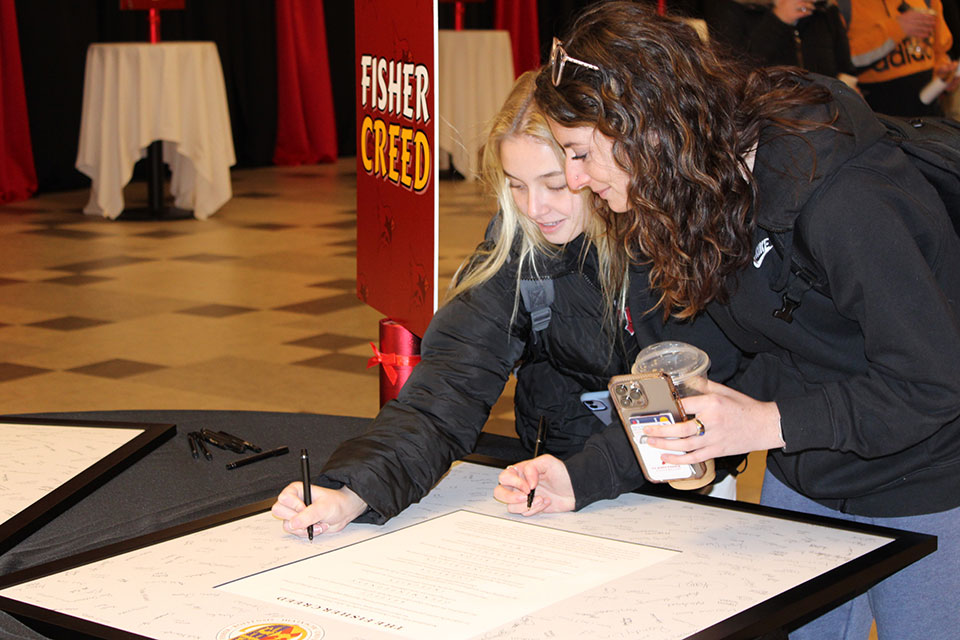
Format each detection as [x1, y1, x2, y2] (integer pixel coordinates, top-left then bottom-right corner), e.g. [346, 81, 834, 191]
[273, 0, 338, 165]
[0, 0, 37, 205]
[495, 0, 539, 77]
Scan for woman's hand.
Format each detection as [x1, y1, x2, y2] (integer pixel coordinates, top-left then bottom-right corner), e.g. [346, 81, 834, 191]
[493, 455, 576, 515]
[897, 7, 937, 39]
[641, 380, 785, 465]
[271, 483, 368, 537]
[773, 0, 816, 25]
[936, 59, 960, 91]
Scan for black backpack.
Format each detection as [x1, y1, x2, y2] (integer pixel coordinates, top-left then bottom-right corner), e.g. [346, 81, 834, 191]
[771, 115, 960, 323]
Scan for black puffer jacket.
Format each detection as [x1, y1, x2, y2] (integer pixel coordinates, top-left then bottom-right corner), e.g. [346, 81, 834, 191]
[316, 233, 740, 523]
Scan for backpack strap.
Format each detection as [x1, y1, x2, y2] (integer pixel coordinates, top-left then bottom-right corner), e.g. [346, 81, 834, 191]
[485, 211, 561, 341]
[765, 112, 960, 323]
[876, 114, 960, 236]
[768, 228, 829, 323]
[772, 270, 817, 323]
[519, 278, 555, 342]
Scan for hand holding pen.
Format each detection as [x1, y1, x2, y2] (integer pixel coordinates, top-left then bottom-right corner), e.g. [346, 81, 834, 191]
[300, 449, 314, 540]
[527, 416, 546, 508]
[494, 454, 577, 515]
[494, 420, 578, 517]
[271, 481, 370, 538]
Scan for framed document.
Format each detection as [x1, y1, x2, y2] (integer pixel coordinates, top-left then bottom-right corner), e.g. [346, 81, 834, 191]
[0, 417, 175, 556]
[0, 462, 936, 640]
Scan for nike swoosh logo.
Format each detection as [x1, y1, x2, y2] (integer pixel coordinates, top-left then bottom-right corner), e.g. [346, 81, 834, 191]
[753, 238, 773, 268]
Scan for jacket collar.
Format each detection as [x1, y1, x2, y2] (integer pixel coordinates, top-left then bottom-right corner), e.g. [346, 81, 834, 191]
[751, 74, 885, 233]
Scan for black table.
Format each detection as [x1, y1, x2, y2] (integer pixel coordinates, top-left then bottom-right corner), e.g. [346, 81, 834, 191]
[0, 410, 525, 640]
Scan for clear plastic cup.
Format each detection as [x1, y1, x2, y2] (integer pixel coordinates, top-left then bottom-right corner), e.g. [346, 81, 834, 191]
[632, 341, 710, 397]
[632, 341, 715, 490]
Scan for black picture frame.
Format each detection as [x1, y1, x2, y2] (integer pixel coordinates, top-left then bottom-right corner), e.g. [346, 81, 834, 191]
[0, 463, 936, 640]
[0, 417, 176, 557]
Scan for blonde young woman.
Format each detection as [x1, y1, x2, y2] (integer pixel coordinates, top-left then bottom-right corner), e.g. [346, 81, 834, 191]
[272, 71, 740, 535]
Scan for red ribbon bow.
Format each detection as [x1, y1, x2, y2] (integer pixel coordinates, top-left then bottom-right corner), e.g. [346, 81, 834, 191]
[367, 343, 422, 385]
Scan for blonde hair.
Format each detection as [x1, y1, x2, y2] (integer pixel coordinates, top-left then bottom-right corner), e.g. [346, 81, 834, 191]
[444, 71, 626, 331]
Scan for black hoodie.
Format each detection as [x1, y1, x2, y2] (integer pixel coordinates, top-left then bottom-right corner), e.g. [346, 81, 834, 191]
[719, 74, 960, 516]
[566, 74, 960, 517]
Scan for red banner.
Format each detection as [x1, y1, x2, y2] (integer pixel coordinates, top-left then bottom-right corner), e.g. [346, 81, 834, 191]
[355, 0, 438, 339]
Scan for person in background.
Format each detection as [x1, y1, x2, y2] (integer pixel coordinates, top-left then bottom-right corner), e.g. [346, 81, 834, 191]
[272, 71, 740, 537]
[848, 0, 958, 116]
[497, 3, 960, 639]
[708, 0, 858, 89]
[837, 0, 852, 23]
[939, 0, 960, 115]
[944, 0, 960, 58]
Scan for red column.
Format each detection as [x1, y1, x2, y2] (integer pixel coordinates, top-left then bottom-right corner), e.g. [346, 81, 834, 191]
[368, 319, 422, 406]
[149, 8, 161, 43]
[0, 0, 37, 205]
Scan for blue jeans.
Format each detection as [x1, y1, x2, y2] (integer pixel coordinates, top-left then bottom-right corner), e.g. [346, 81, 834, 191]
[760, 470, 960, 640]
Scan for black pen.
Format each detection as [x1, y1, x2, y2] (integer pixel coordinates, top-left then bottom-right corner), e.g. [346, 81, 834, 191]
[187, 432, 199, 459]
[224, 445, 289, 470]
[528, 416, 546, 508]
[199, 428, 245, 453]
[217, 430, 262, 453]
[301, 449, 314, 541]
[194, 432, 213, 460]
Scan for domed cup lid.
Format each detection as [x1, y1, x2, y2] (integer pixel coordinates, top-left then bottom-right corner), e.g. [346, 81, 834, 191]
[632, 341, 710, 384]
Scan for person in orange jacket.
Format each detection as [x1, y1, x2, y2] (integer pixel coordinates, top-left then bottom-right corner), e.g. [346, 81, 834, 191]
[848, 0, 959, 115]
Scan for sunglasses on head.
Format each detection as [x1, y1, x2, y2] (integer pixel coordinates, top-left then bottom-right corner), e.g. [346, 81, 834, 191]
[550, 37, 600, 86]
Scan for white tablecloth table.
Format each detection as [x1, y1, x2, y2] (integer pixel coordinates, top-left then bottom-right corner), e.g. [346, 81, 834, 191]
[76, 42, 236, 220]
[438, 30, 515, 180]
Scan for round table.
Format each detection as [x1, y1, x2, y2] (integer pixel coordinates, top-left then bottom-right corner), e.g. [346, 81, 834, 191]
[76, 42, 236, 220]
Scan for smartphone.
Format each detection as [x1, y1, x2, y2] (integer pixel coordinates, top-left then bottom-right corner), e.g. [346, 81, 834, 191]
[580, 390, 614, 426]
[607, 372, 708, 483]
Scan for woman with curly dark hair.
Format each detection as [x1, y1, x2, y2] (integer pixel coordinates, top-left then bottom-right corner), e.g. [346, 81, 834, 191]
[494, 3, 960, 638]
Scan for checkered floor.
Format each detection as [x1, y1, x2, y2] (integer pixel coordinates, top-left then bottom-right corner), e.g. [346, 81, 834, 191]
[0, 161, 518, 434]
[0, 160, 765, 503]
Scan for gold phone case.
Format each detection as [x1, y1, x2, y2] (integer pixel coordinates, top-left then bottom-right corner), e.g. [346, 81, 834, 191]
[608, 372, 707, 483]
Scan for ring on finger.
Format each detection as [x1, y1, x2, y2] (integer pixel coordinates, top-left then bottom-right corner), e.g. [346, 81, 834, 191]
[694, 418, 706, 437]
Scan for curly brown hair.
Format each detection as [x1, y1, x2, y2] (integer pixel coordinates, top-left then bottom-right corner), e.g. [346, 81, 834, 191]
[535, 1, 832, 318]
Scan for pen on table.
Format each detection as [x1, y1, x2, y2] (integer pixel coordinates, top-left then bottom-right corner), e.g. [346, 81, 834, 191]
[527, 416, 546, 508]
[224, 445, 289, 470]
[194, 432, 213, 461]
[301, 449, 314, 541]
[199, 428, 245, 453]
[216, 430, 262, 452]
[187, 432, 199, 460]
